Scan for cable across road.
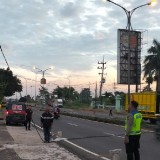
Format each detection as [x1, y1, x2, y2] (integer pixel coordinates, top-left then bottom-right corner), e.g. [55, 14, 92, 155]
[0, 45, 10, 69]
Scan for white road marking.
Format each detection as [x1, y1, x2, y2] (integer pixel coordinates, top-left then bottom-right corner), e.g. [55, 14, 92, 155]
[104, 132, 124, 139]
[31, 122, 42, 129]
[117, 135, 124, 139]
[67, 122, 78, 127]
[104, 132, 115, 136]
[142, 129, 155, 133]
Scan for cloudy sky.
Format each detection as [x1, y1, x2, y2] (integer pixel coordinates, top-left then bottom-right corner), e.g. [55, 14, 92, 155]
[0, 0, 159, 97]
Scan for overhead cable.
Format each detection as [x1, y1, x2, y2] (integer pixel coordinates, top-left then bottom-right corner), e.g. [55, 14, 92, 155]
[0, 45, 10, 69]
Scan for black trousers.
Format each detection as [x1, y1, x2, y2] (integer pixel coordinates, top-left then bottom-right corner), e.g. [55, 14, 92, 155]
[125, 135, 141, 160]
[25, 119, 31, 130]
[43, 127, 51, 142]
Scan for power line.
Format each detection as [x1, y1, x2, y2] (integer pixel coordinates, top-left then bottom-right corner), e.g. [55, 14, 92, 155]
[0, 45, 10, 69]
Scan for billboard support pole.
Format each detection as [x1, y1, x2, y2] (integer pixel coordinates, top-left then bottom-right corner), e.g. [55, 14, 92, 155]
[107, 0, 151, 105]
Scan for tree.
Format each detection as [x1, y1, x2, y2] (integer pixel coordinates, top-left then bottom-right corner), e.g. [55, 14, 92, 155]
[80, 88, 91, 103]
[38, 86, 50, 105]
[145, 76, 153, 90]
[0, 68, 22, 101]
[143, 39, 160, 92]
[114, 91, 126, 107]
[52, 86, 79, 101]
[39, 86, 49, 97]
[103, 92, 115, 105]
[52, 86, 63, 98]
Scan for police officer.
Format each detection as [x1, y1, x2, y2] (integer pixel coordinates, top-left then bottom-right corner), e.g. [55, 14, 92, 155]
[124, 100, 142, 160]
[41, 107, 54, 143]
[25, 105, 33, 130]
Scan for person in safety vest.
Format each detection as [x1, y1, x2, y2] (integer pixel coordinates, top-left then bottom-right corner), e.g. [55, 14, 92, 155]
[41, 107, 54, 143]
[124, 100, 142, 160]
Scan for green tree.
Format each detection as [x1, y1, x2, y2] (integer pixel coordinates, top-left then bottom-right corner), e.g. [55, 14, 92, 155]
[52, 86, 63, 98]
[143, 39, 160, 92]
[52, 86, 79, 101]
[80, 88, 91, 103]
[104, 92, 115, 105]
[0, 68, 22, 101]
[38, 86, 50, 104]
[114, 91, 126, 107]
[39, 86, 49, 97]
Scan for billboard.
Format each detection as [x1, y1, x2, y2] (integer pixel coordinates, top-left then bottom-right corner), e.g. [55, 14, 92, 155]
[117, 29, 141, 84]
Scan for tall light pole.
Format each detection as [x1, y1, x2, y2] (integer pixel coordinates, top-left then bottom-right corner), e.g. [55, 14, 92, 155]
[65, 76, 71, 100]
[17, 75, 31, 96]
[33, 66, 53, 107]
[106, 0, 156, 104]
[30, 85, 34, 98]
[33, 66, 54, 79]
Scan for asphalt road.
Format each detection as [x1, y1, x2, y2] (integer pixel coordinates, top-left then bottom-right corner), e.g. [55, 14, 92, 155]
[32, 109, 160, 160]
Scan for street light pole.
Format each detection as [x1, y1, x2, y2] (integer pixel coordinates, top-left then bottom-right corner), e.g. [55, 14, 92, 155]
[106, 0, 153, 105]
[34, 67, 53, 78]
[65, 76, 71, 100]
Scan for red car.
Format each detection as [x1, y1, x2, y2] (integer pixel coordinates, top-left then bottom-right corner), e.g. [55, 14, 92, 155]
[5, 102, 26, 125]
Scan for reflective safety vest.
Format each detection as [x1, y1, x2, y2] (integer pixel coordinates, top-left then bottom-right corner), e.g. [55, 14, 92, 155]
[125, 112, 142, 135]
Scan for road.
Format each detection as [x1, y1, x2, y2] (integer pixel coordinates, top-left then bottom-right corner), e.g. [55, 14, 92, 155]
[32, 109, 160, 160]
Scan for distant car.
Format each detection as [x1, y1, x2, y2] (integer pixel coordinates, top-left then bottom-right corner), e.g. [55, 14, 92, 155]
[53, 99, 63, 108]
[5, 102, 26, 125]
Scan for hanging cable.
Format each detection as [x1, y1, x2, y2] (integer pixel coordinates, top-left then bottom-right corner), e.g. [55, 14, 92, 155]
[0, 45, 10, 69]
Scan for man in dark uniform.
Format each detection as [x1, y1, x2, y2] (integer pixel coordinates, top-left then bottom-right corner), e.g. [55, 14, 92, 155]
[25, 105, 33, 130]
[41, 107, 54, 143]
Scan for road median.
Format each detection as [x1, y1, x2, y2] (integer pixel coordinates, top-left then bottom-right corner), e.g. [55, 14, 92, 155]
[60, 109, 156, 131]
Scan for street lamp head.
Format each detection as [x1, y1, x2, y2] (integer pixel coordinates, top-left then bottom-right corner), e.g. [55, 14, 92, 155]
[148, 0, 157, 6]
[101, 0, 111, 3]
[50, 66, 54, 70]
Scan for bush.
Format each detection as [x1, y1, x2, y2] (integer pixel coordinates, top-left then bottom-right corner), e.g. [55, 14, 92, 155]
[64, 101, 90, 109]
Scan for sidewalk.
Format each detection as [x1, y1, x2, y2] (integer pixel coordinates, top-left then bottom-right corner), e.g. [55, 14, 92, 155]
[0, 110, 80, 160]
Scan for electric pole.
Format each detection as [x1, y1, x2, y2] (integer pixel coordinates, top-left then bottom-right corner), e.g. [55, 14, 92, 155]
[98, 57, 106, 105]
[113, 80, 117, 93]
[95, 81, 98, 108]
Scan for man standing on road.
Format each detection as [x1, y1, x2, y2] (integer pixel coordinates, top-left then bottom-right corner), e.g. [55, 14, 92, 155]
[25, 105, 33, 130]
[124, 100, 142, 160]
[41, 107, 54, 143]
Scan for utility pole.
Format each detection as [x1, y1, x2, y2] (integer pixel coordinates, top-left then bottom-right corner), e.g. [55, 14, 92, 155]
[95, 81, 98, 108]
[98, 57, 106, 105]
[113, 80, 117, 93]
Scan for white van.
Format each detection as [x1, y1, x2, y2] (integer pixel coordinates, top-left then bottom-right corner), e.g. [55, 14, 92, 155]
[53, 99, 63, 108]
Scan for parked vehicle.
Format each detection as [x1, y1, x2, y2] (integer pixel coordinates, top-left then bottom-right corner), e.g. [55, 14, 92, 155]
[53, 99, 63, 108]
[5, 102, 26, 125]
[126, 92, 160, 123]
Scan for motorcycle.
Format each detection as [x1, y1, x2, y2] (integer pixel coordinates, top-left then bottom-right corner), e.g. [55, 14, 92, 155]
[53, 107, 60, 119]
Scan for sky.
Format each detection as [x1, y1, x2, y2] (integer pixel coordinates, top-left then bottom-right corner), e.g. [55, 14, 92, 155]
[0, 0, 159, 98]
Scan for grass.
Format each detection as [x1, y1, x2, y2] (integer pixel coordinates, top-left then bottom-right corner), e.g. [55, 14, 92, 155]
[64, 102, 90, 109]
